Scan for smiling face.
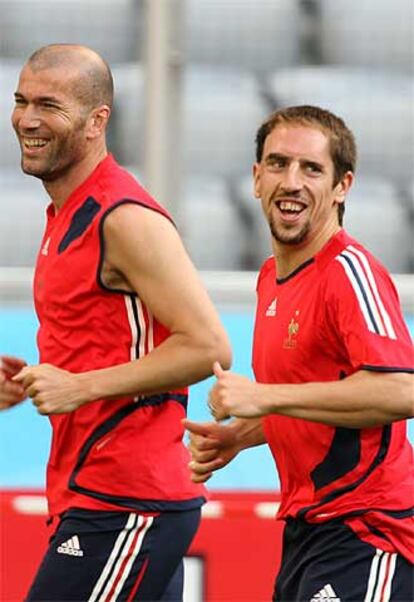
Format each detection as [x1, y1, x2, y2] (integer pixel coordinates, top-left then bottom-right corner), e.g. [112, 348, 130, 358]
[253, 124, 353, 252]
[11, 64, 91, 181]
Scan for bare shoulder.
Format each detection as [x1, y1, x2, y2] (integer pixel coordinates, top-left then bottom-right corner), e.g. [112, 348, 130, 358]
[103, 202, 177, 244]
[100, 201, 231, 368]
[100, 202, 186, 291]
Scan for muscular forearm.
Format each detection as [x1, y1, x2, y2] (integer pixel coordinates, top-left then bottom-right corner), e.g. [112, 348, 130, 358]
[13, 332, 231, 415]
[259, 370, 414, 428]
[80, 332, 231, 401]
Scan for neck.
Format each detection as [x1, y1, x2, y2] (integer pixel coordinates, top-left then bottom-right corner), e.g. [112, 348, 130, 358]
[43, 145, 108, 211]
[273, 223, 341, 279]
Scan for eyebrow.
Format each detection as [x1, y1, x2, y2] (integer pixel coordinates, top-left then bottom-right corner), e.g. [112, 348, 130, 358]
[14, 92, 62, 104]
[264, 152, 325, 169]
[264, 152, 287, 162]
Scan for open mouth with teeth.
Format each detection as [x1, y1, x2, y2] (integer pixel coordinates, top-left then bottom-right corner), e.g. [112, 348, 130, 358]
[23, 138, 48, 149]
[276, 200, 306, 215]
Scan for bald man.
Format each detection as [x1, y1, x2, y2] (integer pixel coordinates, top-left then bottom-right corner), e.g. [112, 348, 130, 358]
[4, 44, 231, 601]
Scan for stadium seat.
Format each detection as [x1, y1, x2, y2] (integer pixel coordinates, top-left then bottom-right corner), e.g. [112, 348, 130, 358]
[406, 181, 414, 268]
[410, 181, 414, 215]
[176, 176, 246, 270]
[0, 169, 49, 266]
[0, 0, 143, 64]
[234, 175, 272, 270]
[316, 0, 414, 73]
[185, 0, 302, 74]
[110, 63, 146, 167]
[0, 61, 23, 169]
[344, 176, 412, 274]
[112, 64, 269, 179]
[182, 66, 268, 178]
[265, 66, 414, 185]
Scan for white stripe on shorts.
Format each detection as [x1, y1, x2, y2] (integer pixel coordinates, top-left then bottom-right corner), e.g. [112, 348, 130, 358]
[364, 549, 397, 602]
[88, 513, 139, 602]
[109, 515, 153, 601]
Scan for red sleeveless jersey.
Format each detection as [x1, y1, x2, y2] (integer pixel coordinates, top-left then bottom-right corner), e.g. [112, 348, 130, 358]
[33, 155, 206, 518]
[253, 230, 414, 561]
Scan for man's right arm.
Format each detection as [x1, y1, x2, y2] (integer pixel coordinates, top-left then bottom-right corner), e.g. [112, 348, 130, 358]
[183, 417, 266, 483]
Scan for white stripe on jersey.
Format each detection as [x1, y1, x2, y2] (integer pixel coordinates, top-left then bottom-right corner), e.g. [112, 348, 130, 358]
[136, 298, 146, 359]
[136, 298, 154, 356]
[347, 246, 397, 340]
[125, 296, 154, 361]
[341, 248, 387, 336]
[336, 254, 377, 335]
[125, 297, 139, 361]
[336, 246, 397, 340]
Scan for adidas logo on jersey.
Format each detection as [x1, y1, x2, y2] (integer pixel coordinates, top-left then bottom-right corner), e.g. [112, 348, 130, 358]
[57, 535, 84, 557]
[266, 298, 277, 317]
[310, 583, 341, 601]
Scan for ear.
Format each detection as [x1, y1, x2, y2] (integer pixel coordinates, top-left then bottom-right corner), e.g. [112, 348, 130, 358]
[253, 162, 261, 199]
[334, 171, 354, 207]
[86, 105, 111, 140]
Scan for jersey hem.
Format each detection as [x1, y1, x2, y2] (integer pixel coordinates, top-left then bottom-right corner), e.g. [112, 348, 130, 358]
[361, 364, 414, 373]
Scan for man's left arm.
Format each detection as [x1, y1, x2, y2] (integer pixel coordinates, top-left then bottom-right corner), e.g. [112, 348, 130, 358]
[209, 365, 413, 428]
[13, 204, 232, 414]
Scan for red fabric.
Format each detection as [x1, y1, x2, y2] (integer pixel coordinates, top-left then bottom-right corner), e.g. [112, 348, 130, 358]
[253, 229, 414, 561]
[33, 155, 206, 518]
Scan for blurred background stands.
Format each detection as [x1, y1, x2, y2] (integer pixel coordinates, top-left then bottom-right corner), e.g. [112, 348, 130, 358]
[0, 0, 412, 272]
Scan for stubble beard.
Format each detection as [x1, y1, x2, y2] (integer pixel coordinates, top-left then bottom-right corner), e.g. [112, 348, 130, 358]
[19, 118, 87, 182]
[268, 213, 311, 246]
[20, 142, 74, 182]
[20, 154, 53, 180]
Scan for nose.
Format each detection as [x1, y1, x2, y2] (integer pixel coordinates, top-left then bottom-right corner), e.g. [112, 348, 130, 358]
[280, 163, 302, 193]
[13, 104, 42, 131]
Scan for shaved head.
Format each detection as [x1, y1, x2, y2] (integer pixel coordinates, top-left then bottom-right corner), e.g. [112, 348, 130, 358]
[13, 44, 113, 186]
[26, 44, 114, 112]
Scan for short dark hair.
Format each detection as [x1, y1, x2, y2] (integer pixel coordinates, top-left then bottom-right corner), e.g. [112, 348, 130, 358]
[255, 105, 357, 225]
[27, 44, 114, 112]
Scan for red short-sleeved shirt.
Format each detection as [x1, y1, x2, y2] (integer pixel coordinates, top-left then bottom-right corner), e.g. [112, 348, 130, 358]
[253, 229, 414, 561]
[34, 155, 206, 518]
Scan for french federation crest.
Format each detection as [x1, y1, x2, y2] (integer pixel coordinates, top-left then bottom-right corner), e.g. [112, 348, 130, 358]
[283, 310, 300, 348]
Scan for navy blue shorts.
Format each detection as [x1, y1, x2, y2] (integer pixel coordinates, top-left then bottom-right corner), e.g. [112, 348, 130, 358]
[274, 518, 413, 602]
[25, 507, 201, 602]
